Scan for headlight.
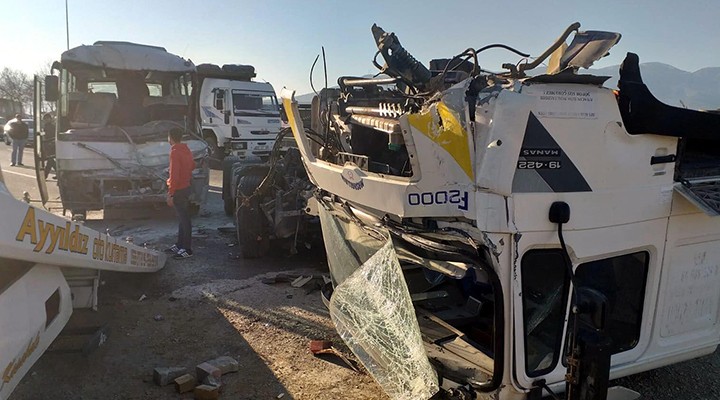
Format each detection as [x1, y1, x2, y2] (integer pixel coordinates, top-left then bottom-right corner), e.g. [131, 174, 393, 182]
[230, 142, 247, 150]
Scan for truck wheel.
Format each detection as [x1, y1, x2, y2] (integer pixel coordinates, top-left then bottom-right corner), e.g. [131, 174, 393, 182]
[205, 135, 223, 169]
[222, 156, 240, 216]
[235, 175, 269, 258]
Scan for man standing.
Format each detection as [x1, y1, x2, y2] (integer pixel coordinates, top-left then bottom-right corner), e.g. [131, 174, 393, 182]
[41, 113, 57, 178]
[6, 114, 29, 167]
[165, 128, 196, 259]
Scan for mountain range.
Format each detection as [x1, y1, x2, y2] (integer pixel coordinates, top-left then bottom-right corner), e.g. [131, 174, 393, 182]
[591, 63, 720, 110]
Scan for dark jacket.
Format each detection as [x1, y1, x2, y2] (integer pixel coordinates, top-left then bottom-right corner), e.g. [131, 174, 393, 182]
[7, 118, 29, 140]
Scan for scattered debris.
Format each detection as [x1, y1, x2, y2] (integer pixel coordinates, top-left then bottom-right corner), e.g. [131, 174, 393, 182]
[217, 225, 236, 234]
[196, 362, 222, 383]
[277, 393, 285, 399]
[207, 356, 239, 375]
[262, 273, 331, 290]
[309, 340, 333, 354]
[138, 294, 147, 302]
[192, 228, 209, 239]
[153, 367, 187, 386]
[291, 275, 313, 288]
[153, 314, 164, 321]
[226, 243, 236, 247]
[312, 346, 362, 373]
[168, 296, 177, 302]
[261, 272, 301, 285]
[202, 374, 222, 389]
[174, 373, 196, 393]
[194, 384, 220, 400]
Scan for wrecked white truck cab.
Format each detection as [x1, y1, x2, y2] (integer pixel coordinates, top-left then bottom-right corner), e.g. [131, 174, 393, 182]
[282, 23, 720, 400]
[34, 41, 209, 218]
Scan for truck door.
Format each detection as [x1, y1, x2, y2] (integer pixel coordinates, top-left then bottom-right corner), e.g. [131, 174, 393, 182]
[213, 88, 233, 131]
[512, 220, 667, 390]
[32, 75, 50, 206]
[209, 88, 236, 147]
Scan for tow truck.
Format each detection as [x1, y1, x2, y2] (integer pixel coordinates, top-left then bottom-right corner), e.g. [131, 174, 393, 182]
[0, 165, 167, 399]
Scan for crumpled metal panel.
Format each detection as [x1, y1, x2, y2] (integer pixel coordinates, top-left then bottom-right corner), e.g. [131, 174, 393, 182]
[329, 238, 439, 400]
[61, 42, 194, 72]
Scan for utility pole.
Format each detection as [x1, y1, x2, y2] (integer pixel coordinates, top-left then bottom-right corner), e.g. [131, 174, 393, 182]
[65, 0, 70, 50]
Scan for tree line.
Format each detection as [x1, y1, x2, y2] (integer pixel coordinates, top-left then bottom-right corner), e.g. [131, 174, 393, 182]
[0, 67, 33, 113]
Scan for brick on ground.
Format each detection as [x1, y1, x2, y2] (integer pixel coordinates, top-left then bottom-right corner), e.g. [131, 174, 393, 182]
[174, 373, 196, 394]
[309, 340, 333, 354]
[196, 362, 221, 383]
[153, 367, 187, 386]
[194, 384, 220, 400]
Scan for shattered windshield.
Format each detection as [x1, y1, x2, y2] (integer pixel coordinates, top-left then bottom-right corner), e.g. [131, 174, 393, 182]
[232, 91, 279, 117]
[88, 82, 163, 97]
[59, 69, 193, 139]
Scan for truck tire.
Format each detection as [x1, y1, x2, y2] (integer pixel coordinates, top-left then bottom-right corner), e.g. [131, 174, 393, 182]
[222, 156, 240, 216]
[235, 174, 269, 259]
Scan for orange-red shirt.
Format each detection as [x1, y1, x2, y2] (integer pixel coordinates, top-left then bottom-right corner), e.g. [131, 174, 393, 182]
[167, 143, 195, 196]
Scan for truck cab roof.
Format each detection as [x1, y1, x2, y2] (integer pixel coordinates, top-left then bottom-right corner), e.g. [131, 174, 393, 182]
[61, 41, 195, 73]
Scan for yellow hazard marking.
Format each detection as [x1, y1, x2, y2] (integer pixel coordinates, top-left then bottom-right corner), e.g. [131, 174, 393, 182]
[408, 102, 473, 179]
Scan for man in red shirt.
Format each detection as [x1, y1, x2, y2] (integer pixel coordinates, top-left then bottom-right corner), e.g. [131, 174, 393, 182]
[166, 129, 196, 259]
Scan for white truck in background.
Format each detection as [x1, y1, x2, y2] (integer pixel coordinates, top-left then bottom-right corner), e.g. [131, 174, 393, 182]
[197, 64, 282, 165]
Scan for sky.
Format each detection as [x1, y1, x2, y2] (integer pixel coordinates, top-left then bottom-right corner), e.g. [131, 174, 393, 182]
[1, 0, 719, 96]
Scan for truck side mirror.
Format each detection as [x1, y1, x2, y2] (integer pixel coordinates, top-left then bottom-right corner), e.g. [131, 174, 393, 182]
[45, 75, 59, 102]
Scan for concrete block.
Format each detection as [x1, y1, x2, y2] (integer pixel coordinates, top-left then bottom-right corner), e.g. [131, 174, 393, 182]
[194, 384, 220, 400]
[174, 373, 196, 393]
[207, 355, 239, 375]
[203, 374, 222, 389]
[153, 366, 187, 386]
[196, 362, 221, 383]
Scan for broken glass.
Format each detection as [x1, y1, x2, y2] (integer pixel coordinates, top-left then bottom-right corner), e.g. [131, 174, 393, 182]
[329, 238, 439, 400]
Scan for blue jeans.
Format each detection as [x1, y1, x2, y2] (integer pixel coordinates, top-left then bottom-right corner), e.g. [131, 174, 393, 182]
[11, 138, 26, 165]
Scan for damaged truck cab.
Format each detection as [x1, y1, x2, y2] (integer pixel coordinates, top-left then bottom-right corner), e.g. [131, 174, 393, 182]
[35, 41, 209, 218]
[282, 24, 720, 399]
